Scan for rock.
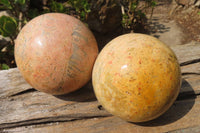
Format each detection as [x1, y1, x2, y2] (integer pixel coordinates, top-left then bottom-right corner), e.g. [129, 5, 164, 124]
[0, 11, 10, 17]
[176, 0, 196, 6]
[0, 35, 10, 46]
[195, 0, 200, 7]
[176, 0, 190, 6]
[86, 0, 122, 33]
[189, 0, 197, 5]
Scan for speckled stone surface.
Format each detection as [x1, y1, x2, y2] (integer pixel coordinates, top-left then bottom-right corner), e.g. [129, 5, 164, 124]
[15, 13, 98, 95]
[92, 33, 181, 122]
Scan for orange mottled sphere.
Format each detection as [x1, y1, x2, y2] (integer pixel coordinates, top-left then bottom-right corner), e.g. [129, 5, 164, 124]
[92, 33, 181, 122]
[15, 13, 98, 95]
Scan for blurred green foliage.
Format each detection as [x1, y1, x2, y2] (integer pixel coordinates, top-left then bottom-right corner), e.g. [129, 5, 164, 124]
[68, 0, 91, 20]
[0, 0, 92, 70]
[0, 0, 29, 38]
[0, 63, 9, 70]
[121, 0, 157, 30]
[0, 16, 17, 37]
[0, 0, 157, 69]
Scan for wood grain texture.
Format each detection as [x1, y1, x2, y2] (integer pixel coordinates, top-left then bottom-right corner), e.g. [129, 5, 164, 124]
[0, 43, 200, 132]
[1, 97, 200, 133]
[170, 42, 200, 65]
[0, 68, 32, 98]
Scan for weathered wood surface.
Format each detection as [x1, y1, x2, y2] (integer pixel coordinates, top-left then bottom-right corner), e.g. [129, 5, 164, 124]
[0, 43, 200, 133]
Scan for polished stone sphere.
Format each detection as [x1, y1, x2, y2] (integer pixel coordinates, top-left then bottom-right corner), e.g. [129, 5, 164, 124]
[15, 13, 98, 95]
[92, 33, 181, 122]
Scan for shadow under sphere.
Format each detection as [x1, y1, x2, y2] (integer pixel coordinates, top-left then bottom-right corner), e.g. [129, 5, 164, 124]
[54, 80, 97, 102]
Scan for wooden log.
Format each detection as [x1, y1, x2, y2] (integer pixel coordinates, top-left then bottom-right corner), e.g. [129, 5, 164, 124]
[2, 97, 200, 133]
[0, 67, 198, 127]
[170, 42, 200, 65]
[0, 75, 110, 128]
[0, 43, 200, 132]
[0, 68, 32, 98]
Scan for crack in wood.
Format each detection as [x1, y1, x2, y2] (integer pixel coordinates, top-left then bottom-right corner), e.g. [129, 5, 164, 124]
[0, 114, 112, 130]
[167, 125, 200, 133]
[10, 88, 37, 97]
[182, 72, 200, 76]
[97, 105, 104, 110]
[180, 58, 200, 66]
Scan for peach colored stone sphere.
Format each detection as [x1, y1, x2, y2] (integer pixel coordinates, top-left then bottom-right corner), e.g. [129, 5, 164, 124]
[15, 13, 98, 95]
[92, 33, 181, 122]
